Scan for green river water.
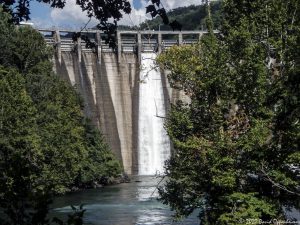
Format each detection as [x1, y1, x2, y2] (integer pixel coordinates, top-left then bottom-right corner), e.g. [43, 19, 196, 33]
[50, 176, 200, 225]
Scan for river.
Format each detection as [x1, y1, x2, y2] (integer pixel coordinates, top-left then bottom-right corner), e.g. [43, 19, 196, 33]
[50, 176, 200, 225]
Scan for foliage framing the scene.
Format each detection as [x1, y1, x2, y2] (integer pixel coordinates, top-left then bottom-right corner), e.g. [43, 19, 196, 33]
[0, 8, 122, 225]
[157, 0, 300, 224]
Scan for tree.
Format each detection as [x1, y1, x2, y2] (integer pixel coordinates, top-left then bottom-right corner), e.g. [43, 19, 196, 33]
[76, 121, 122, 187]
[158, 0, 299, 223]
[0, 14, 86, 194]
[0, 9, 122, 223]
[0, 66, 48, 225]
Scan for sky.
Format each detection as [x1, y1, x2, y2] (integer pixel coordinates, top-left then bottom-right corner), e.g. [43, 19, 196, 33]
[29, 0, 202, 29]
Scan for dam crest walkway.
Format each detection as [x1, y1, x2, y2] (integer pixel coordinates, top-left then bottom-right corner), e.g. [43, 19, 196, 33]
[38, 28, 217, 63]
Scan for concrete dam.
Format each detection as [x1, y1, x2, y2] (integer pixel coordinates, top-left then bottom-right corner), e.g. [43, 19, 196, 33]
[39, 29, 205, 175]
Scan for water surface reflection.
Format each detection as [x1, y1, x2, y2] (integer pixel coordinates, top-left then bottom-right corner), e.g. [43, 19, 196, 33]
[51, 176, 199, 225]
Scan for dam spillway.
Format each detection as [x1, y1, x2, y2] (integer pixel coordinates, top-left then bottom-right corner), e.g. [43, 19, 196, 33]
[39, 29, 205, 175]
[138, 53, 170, 175]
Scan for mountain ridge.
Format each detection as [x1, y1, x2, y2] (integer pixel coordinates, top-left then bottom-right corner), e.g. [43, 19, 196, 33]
[117, 1, 222, 31]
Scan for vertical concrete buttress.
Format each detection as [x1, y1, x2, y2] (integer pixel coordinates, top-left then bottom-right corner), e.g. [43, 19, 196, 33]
[117, 31, 122, 63]
[77, 36, 82, 63]
[178, 33, 183, 45]
[137, 32, 142, 64]
[158, 33, 162, 54]
[95, 31, 102, 64]
[54, 30, 61, 64]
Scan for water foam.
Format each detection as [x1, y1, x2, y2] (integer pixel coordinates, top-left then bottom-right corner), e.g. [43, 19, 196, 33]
[138, 53, 170, 175]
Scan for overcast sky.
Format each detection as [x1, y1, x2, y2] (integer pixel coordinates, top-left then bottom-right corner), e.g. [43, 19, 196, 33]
[30, 0, 202, 29]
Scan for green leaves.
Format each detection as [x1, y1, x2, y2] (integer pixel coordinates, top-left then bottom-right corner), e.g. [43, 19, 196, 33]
[158, 44, 203, 94]
[76, 121, 122, 186]
[165, 102, 194, 142]
[218, 193, 277, 225]
[159, 0, 300, 223]
[0, 11, 122, 224]
[0, 66, 44, 224]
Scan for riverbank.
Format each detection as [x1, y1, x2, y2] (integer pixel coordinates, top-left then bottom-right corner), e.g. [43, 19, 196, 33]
[69, 173, 131, 192]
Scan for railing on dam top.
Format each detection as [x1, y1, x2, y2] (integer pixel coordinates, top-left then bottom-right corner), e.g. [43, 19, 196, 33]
[38, 29, 217, 63]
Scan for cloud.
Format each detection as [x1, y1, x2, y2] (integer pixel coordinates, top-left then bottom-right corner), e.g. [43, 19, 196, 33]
[49, 0, 202, 28]
[119, 0, 202, 26]
[119, 1, 149, 26]
[50, 0, 98, 29]
[31, 17, 56, 29]
[162, 0, 201, 9]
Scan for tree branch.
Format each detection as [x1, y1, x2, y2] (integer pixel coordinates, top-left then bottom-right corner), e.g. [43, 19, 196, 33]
[260, 164, 300, 197]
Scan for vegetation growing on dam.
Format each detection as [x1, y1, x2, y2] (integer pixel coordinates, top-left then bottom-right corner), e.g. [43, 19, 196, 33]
[0, 9, 122, 224]
[158, 0, 300, 224]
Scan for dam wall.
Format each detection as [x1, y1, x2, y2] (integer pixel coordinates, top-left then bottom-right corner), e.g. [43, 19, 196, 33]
[54, 52, 139, 174]
[40, 29, 205, 174]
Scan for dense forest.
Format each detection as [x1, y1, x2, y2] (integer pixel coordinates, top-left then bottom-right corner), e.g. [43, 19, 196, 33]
[139, 1, 222, 31]
[0, 8, 122, 225]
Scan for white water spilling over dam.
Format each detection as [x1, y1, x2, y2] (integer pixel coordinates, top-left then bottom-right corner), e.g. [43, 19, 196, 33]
[138, 53, 170, 175]
[40, 29, 199, 174]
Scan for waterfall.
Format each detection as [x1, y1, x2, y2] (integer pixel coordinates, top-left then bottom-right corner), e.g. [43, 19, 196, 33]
[138, 53, 170, 175]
